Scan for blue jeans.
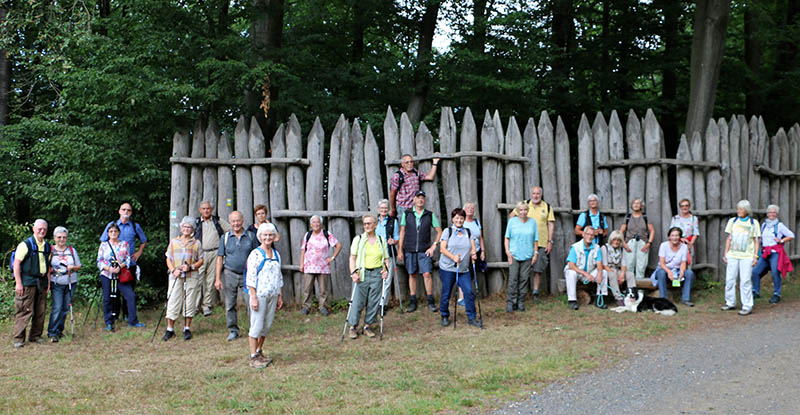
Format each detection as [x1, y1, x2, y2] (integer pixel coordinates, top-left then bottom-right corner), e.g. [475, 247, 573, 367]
[101, 276, 139, 326]
[752, 252, 780, 296]
[653, 268, 694, 302]
[439, 269, 477, 320]
[47, 283, 73, 338]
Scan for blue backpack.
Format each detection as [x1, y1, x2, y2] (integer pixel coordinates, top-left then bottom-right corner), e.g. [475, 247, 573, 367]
[9, 237, 51, 275]
[243, 247, 280, 294]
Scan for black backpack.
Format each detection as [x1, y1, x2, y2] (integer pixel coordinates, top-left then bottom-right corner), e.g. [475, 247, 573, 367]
[194, 215, 224, 239]
[525, 199, 552, 217]
[394, 168, 419, 190]
[624, 212, 648, 227]
[304, 230, 331, 252]
[578, 210, 606, 245]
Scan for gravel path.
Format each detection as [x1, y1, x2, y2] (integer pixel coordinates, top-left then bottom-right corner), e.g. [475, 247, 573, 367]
[495, 303, 800, 415]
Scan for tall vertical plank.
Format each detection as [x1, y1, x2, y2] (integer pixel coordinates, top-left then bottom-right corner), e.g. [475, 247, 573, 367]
[705, 119, 722, 270]
[738, 115, 750, 199]
[459, 108, 479, 217]
[768, 134, 780, 208]
[718, 118, 731, 210]
[189, 120, 205, 217]
[577, 114, 594, 210]
[675, 134, 693, 208]
[439, 107, 461, 216]
[249, 117, 269, 211]
[746, 116, 761, 208]
[400, 113, 415, 157]
[592, 113, 612, 228]
[351, 120, 369, 235]
[790, 126, 800, 255]
[608, 111, 628, 223]
[777, 129, 791, 225]
[269, 125, 293, 301]
[364, 125, 384, 210]
[554, 116, 573, 295]
[234, 116, 254, 226]
[286, 115, 307, 304]
[217, 131, 234, 221]
[728, 116, 742, 204]
[481, 111, 503, 294]
[690, 131, 707, 267]
[505, 116, 524, 206]
[416, 122, 442, 224]
[626, 110, 646, 204]
[304, 118, 324, 211]
[643, 110, 663, 266]
[203, 119, 219, 211]
[538, 112, 560, 293]
[169, 130, 191, 239]
[328, 116, 352, 300]
[384, 107, 401, 198]
[523, 117, 540, 193]
[758, 118, 770, 208]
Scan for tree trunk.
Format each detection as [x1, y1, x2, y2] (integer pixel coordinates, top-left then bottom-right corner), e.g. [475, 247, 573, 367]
[247, 0, 284, 137]
[351, 2, 365, 62]
[470, 0, 489, 53]
[406, 1, 441, 124]
[0, 6, 9, 126]
[744, 3, 762, 116]
[685, 0, 731, 138]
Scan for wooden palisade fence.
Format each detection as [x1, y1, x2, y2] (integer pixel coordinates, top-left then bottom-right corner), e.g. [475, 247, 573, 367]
[169, 108, 800, 303]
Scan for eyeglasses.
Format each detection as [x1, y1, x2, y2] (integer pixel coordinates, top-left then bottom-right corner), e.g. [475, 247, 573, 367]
[679, 204, 690, 208]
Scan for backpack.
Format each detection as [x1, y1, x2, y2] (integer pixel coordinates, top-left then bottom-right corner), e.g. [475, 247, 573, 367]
[194, 215, 224, 239]
[525, 199, 552, 217]
[760, 221, 781, 240]
[394, 168, 419, 190]
[9, 237, 52, 276]
[243, 247, 280, 294]
[445, 226, 472, 244]
[624, 212, 648, 227]
[303, 230, 331, 252]
[578, 210, 606, 245]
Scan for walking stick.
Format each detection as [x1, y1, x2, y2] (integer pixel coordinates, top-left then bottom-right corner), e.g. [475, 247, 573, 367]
[341, 280, 358, 342]
[150, 272, 179, 343]
[379, 266, 391, 341]
[389, 248, 404, 313]
[453, 269, 459, 330]
[472, 262, 483, 327]
[67, 280, 75, 339]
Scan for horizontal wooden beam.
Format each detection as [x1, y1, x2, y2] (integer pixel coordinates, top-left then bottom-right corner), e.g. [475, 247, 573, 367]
[271, 210, 371, 219]
[753, 163, 800, 177]
[385, 151, 529, 165]
[690, 208, 770, 216]
[496, 203, 628, 215]
[170, 156, 310, 166]
[596, 158, 720, 169]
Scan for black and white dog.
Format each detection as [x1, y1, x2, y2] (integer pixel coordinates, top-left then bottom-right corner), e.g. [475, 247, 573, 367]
[612, 289, 678, 316]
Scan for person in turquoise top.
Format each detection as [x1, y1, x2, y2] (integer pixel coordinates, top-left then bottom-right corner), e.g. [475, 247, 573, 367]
[574, 194, 609, 245]
[503, 202, 539, 313]
[564, 227, 605, 310]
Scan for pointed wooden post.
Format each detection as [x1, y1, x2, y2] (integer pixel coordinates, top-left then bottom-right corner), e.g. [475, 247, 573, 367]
[746, 116, 762, 208]
[728, 116, 742, 204]
[234, 116, 254, 227]
[364, 125, 384, 211]
[217, 130, 234, 221]
[384, 107, 400, 197]
[505, 116, 524, 206]
[269, 124, 293, 301]
[169, 130, 190, 239]
[481, 111, 503, 294]
[757, 117, 770, 208]
[718, 118, 731, 210]
[554, 116, 572, 295]
[690, 131, 707, 268]
[286, 115, 307, 304]
[577, 114, 594, 210]
[400, 113, 415, 158]
[643, 110, 663, 266]
[777, 129, 791, 225]
[416, 121, 442, 223]
[523, 117, 540, 192]
[440, 107, 461, 217]
[769, 133, 781, 210]
[538, 112, 560, 293]
[328, 116, 352, 299]
[592, 113, 612, 228]
[189, 120, 205, 217]
[626, 110, 645, 204]
[705, 118, 722, 270]
[459, 108, 479, 217]
[351, 120, 369, 235]
[608, 111, 628, 225]
[249, 117, 269, 210]
[203, 119, 219, 212]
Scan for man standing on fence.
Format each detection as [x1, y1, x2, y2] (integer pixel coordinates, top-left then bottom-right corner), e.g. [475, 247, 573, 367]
[389, 154, 440, 218]
[398, 191, 443, 312]
[215, 211, 258, 341]
[510, 186, 555, 300]
[194, 201, 231, 316]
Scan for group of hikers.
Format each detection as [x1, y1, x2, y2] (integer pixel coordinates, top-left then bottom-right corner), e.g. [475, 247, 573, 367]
[10, 154, 796, 369]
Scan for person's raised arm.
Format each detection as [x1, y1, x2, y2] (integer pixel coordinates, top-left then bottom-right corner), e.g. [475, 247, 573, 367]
[423, 158, 440, 181]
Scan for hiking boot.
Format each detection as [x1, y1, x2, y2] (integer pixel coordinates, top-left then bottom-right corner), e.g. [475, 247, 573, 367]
[720, 304, 736, 311]
[532, 292, 540, 302]
[681, 301, 695, 307]
[183, 329, 192, 341]
[517, 303, 526, 312]
[257, 354, 274, 367]
[226, 331, 239, 342]
[428, 302, 437, 313]
[506, 303, 514, 313]
[467, 318, 482, 329]
[738, 309, 752, 316]
[769, 295, 781, 304]
[568, 301, 579, 311]
[319, 307, 330, 316]
[104, 323, 114, 332]
[441, 317, 450, 327]
[13, 342, 24, 349]
[162, 330, 175, 341]
[406, 300, 417, 313]
[301, 307, 310, 315]
[348, 326, 358, 340]
[129, 322, 146, 328]
[363, 326, 376, 338]
[202, 307, 212, 317]
[752, 292, 761, 299]
[250, 355, 269, 369]
[49, 336, 59, 343]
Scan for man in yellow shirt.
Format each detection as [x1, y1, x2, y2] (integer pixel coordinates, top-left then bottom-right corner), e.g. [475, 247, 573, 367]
[12, 219, 52, 348]
[510, 186, 555, 299]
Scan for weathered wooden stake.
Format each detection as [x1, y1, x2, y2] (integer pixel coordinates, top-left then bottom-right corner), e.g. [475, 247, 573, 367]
[189, 120, 205, 217]
[234, 116, 254, 226]
[169, 130, 191, 239]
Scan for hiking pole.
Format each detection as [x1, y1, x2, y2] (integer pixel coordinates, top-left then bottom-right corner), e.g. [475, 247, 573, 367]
[453, 269, 459, 330]
[341, 280, 358, 342]
[67, 280, 75, 339]
[379, 268, 390, 341]
[150, 273, 179, 343]
[182, 271, 188, 332]
[472, 262, 483, 327]
[389, 248, 404, 313]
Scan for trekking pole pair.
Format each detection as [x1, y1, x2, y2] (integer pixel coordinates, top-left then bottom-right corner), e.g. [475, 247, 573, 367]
[340, 278, 359, 342]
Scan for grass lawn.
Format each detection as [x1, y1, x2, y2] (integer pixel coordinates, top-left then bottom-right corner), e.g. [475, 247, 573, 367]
[1, 276, 797, 415]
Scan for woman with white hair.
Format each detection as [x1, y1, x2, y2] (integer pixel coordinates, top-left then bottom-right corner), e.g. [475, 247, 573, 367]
[722, 200, 760, 315]
[47, 226, 82, 342]
[376, 199, 400, 253]
[246, 222, 283, 368]
[620, 198, 655, 279]
[602, 230, 635, 306]
[574, 194, 609, 245]
[299, 215, 342, 316]
[751, 204, 795, 304]
[503, 201, 539, 313]
[162, 216, 204, 341]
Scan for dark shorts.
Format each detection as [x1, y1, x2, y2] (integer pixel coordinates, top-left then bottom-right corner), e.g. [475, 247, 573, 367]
[405, 252, 433, 275]
[531, 247, 549, 273]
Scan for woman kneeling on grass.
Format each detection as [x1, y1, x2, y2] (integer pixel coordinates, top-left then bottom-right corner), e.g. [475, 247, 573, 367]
[246, 223, 284, 368]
